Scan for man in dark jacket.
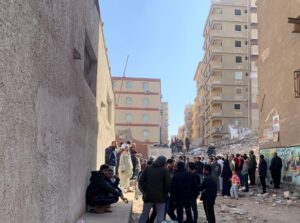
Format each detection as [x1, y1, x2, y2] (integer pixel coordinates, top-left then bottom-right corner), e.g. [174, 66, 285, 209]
[258, 155, 268, 194]
[270, 152, 283, 189]
[189, 162, 201, 223]
[105, 141, 118, 174]
[199, 164, 217, 223]
[195, 156, 204, 181]
[86, 165, 128, 213]
[210, 157, 221, 190]
[138, 156, 171, 223]
[130, 143, 138, 178]
[171, 162, 195, 223]
[248, 151, 257, 185]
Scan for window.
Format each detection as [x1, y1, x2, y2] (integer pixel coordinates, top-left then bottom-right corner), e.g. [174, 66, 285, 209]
[234, 104, 241, 110]
[244, 9, 248, 14]
[84, 33, 97, 96]
[235, 25, 241, 31]
[126, 97, 132, 105]
[107, 97, 112, 124]
[245, 41, 248, 45]
[112, 81, 116, 90]
[126, 81, 133, 89]
[245, 56, 248, 60]
[235, 88, 243, 96]
[143, 82, 149, 92]
[143, 129, 150, 139]
[235, 40, 241, 47]
[235, 9, 241, 15]
[125, 113, 133, 122]
[236, 56, 242, 63]
[143, 114, 150, 122]
[143, 98, 150, 106]
[235, 72, 243, 80]
[245, 25, 248, 29]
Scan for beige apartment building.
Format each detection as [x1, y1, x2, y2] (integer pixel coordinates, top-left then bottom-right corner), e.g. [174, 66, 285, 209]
[112, 77, 163, 155]
[193, 62, 207, 144]
[161, 102, 169, 144]
[257, 0, 300, 186]
[184, 104, 194, 141]
[200, 0, 259, 145]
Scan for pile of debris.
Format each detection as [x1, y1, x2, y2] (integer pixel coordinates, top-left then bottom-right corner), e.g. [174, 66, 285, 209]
[253, 190, 300, 207]
[189, 131, 259, 157]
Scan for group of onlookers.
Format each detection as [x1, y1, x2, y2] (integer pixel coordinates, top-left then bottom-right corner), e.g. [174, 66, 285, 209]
[138, 156, 217, 223]
[85, 141, 284, 222]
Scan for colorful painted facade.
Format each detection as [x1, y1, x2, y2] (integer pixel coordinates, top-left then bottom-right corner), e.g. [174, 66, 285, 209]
[260, 147, 300, 186]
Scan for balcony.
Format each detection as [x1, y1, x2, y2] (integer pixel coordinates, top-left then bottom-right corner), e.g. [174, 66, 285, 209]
[234, 111, 244, 117]
[251, 45, 259, 55]
[251, 0, 257, 8]
[211, 88, 222, 100]
[251, 12, 258, 23]
[211, 94, 222, 101]
[211, 111, 223, 117]
[251, 29, 258, 40]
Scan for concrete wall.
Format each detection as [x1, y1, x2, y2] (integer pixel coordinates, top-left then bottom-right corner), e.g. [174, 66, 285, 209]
[0, 1, 110, 222]
[257, 0, 300, 149]
[96, 20, 116, 167]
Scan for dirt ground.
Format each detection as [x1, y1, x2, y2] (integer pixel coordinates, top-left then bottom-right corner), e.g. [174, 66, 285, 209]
[131, 186, 300, 223]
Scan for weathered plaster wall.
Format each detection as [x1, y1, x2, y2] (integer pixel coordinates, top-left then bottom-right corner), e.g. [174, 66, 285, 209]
[257, 0, 300, 149]
[96, 20, 116, 167]
[0, 1, 102, 222]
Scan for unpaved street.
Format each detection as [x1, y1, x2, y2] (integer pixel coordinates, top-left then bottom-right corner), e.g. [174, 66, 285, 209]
[131, 187, 300, 223]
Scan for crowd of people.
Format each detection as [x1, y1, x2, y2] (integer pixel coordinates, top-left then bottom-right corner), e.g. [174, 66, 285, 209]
[85, 140, 284, 223]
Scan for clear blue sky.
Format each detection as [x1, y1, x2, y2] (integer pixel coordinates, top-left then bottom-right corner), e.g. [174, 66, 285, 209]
[99, 0, 211, 137]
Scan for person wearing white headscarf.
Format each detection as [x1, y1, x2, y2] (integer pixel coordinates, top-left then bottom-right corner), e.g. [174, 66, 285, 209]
[118, 145, 133, 192]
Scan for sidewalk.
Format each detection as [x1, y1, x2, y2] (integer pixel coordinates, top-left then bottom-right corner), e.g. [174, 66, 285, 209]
[78, 193, 134, 223]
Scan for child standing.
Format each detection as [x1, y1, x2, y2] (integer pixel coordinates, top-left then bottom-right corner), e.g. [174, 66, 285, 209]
[230, 170, 240, 199]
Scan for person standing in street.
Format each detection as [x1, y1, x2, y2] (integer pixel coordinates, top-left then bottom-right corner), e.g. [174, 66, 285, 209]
[105, 141, 118, 174]
[241, 155, 249, 192]
[199, 164, 217, 223]
[221, 159, 232, 197]
[270, 152, 283, 189]
[217, 157, 224, 192]
[138, 156, 171, 223]
[118, 145, 133, 192]
[248, 151, 257, 186]
[211, 157, 221, 191]
[130, 143, 138, 178]
[188, 162, 201, 223]
[258, 155, 268, 194]
[171, 162, 195, 223]
[230, 170, 240, 199]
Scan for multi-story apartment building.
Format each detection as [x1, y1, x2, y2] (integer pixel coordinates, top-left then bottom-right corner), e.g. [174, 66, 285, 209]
[257, 0, 300, 186]
[184, 104, 194, 141]
[161, 102, 169, 144]
[201, 0, 258, 145]
[112, 77, 162, 155]
[194, 62, 206, 144]
[192, 101, 200, 141]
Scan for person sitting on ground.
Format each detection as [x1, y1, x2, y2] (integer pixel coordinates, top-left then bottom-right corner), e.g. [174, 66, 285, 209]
[230, 170, 241, 199]
[86, 164, 128, 214]
[106, 168, 123, 195]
